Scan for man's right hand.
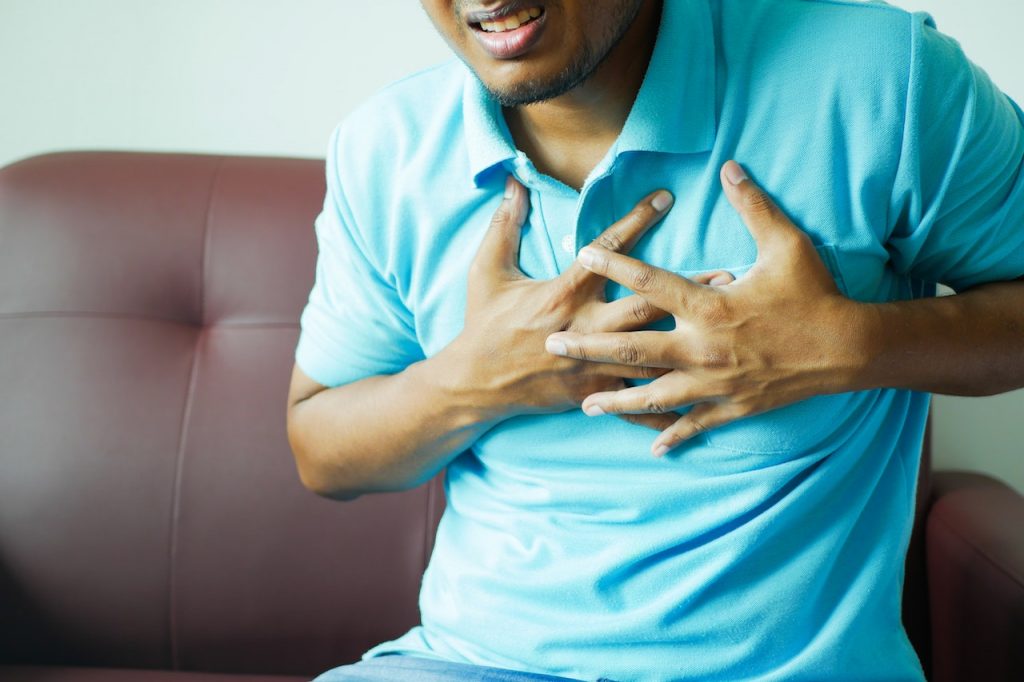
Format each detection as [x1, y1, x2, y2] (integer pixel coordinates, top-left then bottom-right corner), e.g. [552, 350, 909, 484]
[287, 176, 733, 498]
[440, 176, 702, 430]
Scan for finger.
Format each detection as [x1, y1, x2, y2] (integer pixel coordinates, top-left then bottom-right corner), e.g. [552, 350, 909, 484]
[580, 372, 696, 416]
[616, 413, 678, 432]
[651, 403, 741, 457]
[595, 294, 670, 332]
[471, 176, 528, 280]
[575, 248, 703, 313]
[546, 330, 676, 368]
[560, 189, 674, 289]
[590, 362, 670, 380]
[719, 160, 808, 257]
[691, 270, 735, 287]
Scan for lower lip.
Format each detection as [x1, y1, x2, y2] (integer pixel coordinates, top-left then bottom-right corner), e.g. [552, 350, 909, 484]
[470, 13, 547, 59]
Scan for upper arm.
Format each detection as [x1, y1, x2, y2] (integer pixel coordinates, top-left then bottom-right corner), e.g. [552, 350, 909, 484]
[287, 363, 329, 411]
[293, 124, 425, 388]
[886, 13, 1024, 292]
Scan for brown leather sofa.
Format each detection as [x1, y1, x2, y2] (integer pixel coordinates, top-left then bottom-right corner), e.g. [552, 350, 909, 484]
[0, 151, 1020, 682]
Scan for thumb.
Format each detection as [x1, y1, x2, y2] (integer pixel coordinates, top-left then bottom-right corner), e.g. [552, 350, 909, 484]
[720, 160, 806, 258]
[692, 270, 736, 287]
[472, 176, 528, 280]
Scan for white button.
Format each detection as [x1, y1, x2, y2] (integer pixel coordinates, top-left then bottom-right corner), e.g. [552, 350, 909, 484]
[560, 234, 576, 255]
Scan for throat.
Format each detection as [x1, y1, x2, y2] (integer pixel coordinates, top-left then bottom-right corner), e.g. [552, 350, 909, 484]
[522, 139, 612, 192]
[504, 108, 618, 192]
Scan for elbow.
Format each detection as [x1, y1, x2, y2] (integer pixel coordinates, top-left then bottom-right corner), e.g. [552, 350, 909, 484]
[296, 464, 364, 502]
[286, 412, 364, 502]
[289, 441, 366, 502]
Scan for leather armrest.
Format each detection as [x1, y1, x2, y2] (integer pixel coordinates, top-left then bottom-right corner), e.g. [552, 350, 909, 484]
[926, 471, 1024, 682]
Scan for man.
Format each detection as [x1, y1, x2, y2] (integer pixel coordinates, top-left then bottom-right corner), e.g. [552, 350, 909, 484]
[286, 0, 1024, 680]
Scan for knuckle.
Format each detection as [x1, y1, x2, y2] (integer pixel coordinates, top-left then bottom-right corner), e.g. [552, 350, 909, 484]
[594, 230, 625, 252]
[629, 265, 657, 292]
[637, 364, 661, 380]
[614, 338, 644, 365]
[683, 412, 710, 434]
[629, 298, 656, 324]
[742, 188, 775, 216]
[643, 393, 668, 414]
[490, 203, 513, 225]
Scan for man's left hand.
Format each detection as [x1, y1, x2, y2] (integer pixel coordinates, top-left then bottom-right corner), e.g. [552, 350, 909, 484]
[545, 160, 870, 457]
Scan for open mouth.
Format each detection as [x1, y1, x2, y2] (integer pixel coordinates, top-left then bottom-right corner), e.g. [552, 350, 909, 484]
[470, 7, 545, 33]
[467, 4, 548, 59]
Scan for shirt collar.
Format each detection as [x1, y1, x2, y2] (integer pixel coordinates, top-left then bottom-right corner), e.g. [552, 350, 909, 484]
[462, 72, 518, 187]
[463, 0, 718, 187]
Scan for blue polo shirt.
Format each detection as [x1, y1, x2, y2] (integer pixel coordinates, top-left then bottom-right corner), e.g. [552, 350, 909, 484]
[296, 1, 1024, 680]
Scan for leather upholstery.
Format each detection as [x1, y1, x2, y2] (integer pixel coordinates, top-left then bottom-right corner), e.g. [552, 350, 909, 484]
[0, 152, 1019, 681]
[0, 666, 308, 682]
[927, 472, 1024, 682]
[0, 152, 445, 678]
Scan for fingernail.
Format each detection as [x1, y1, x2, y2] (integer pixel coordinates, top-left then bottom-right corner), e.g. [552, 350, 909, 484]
[577, 247, 596, 269]
[724, 161, 748, 186]
[584, 404, 606, 417]
[651, 191, 674, 212]
[504, 176, 516, 199]
[545, 336, 568, 356]
[709, 274, 732, 286]
[652, 443, 670, 458]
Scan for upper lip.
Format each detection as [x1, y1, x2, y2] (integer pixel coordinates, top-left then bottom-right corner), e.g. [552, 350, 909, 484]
[465, 0, 544, 24]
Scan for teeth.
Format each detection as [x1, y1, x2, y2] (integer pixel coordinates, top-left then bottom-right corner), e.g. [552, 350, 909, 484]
[478, 7, 542, 32]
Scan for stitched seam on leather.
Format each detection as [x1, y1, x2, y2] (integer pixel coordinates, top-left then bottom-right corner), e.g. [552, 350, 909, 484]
[167, 157, 222, 669]
[167, 332, 202, 670]
[199, 158, 224, 325]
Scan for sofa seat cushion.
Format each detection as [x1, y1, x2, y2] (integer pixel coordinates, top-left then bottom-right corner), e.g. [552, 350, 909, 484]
[0, 666, 310, 682]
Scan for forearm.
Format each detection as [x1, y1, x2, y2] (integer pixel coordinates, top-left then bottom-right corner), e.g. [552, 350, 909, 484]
[855, 278, 1024, 396]
[287, 348, 498, 500]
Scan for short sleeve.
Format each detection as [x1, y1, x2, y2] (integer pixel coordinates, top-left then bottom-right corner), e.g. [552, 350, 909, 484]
[887, 12, 1024, 292]
[295, 126, 425, 387]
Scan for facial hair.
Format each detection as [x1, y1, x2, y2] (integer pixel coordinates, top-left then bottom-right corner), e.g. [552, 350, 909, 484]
[457, 0, 647, 107]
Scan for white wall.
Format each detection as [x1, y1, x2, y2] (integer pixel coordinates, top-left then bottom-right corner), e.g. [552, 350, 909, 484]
[1, 0, 1020, 492]
[0, 1, 451, 163]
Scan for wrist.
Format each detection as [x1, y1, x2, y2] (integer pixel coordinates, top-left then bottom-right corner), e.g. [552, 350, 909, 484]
[832, 297, 887, 393]
[416, 336, 511, 428]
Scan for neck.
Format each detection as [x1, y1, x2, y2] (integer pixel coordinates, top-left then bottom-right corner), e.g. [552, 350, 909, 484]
[504, 0, 663, 190]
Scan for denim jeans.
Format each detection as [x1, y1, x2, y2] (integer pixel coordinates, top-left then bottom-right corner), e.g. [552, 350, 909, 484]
[312, 654, 621, 682]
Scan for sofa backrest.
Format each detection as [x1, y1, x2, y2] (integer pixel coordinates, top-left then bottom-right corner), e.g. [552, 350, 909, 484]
[0, 152, 445, 676]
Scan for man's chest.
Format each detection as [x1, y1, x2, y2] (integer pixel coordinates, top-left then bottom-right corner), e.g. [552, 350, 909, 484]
[398, 150, 896, 359]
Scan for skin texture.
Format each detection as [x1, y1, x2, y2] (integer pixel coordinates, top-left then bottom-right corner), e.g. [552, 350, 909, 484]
[420, 0, 648, 107]
[288, 0, 673, 497]
[287, 186, 731, 498]
[546, 161, 1024, 456]
[420, 0, 663, 189]
[288, 0, 1024, 497]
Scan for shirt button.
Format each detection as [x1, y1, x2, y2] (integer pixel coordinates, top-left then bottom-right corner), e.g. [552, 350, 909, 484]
[560, 234, 576, 255]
